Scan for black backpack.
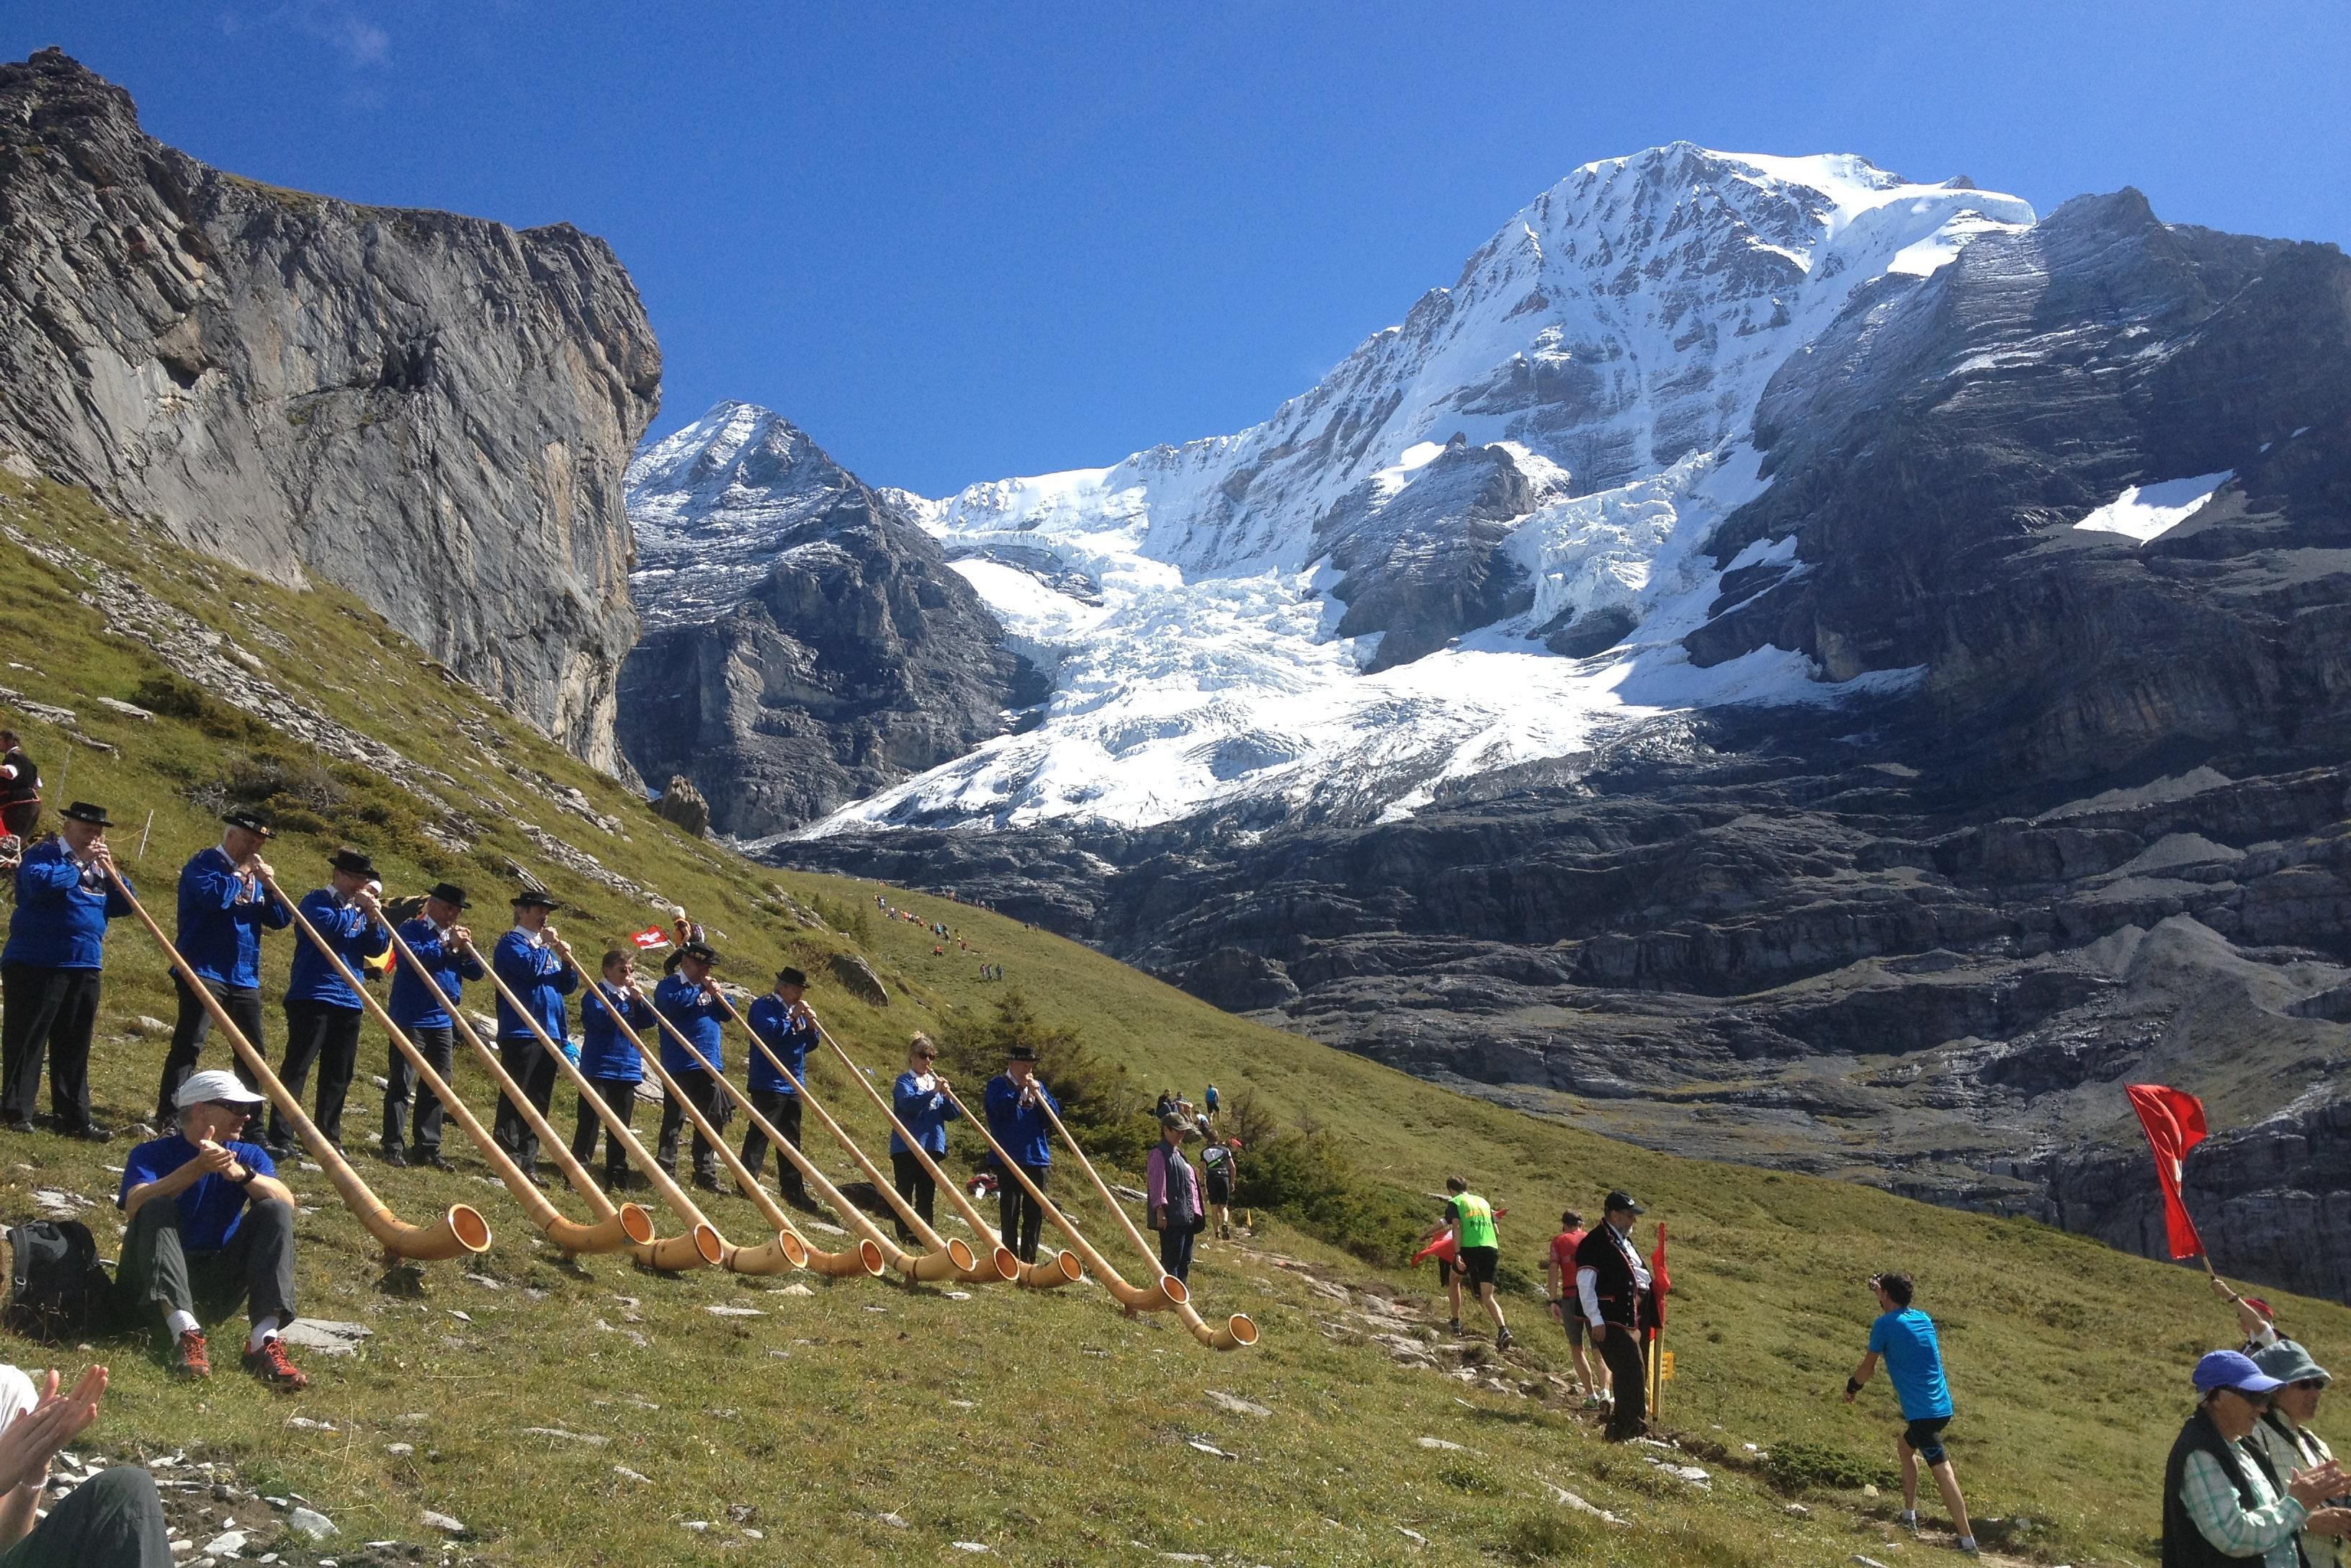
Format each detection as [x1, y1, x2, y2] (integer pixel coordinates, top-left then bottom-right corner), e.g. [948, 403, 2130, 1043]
[6, 1219, 114, 1340]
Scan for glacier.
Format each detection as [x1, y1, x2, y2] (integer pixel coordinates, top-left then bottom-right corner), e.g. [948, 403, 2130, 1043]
[774, 145, 2036, 837]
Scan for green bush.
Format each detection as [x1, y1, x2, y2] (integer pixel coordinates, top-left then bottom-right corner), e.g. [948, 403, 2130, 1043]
[935, 990, 1153, 1171]
[1763, 1438, 1897, 1494]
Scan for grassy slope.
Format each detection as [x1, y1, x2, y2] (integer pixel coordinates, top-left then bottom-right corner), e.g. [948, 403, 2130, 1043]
[0, 468, 2342, 1567]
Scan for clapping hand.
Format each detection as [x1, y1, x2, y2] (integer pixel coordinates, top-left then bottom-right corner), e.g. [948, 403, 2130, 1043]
[0, 1367, 107, 1493]
[2289, 1462, 2349, 1510]
[192, 1139, 238, 1177]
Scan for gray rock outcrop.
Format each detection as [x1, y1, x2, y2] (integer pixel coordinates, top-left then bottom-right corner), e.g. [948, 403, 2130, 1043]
[617, 403, 1044, 838]
[652, 774, 711, 838]
[0, 50, 659, 771]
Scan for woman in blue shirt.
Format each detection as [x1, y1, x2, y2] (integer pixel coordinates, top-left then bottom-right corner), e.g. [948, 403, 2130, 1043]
[572, 949, 655, 1189]
[887, 1033, 960, 1243]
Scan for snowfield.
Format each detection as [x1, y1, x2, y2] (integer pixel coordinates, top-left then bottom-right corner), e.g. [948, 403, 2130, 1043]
[775, 147, 2038, 836]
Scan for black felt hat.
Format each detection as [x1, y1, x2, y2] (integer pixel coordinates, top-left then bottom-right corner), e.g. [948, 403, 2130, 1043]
[775, 966, 807, 987]
[58, 801, 112, 827]
[221, 809, 274, 838]
[1603, 1190, 1644, 1215]
[511, 887, 561, 910]
[425, 882, 470, 909]
[1006, 1043, 1038, 1062]
[679, 941, 718, 964]
[329, 846, 377, 879]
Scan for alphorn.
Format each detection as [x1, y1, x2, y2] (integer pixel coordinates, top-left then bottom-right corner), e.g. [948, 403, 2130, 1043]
[694, 1000, 977, 1285]
[107, 872, 490, 1263]
[803, 1020, 1067, 1289]
[1036, 1096, 1258, 1351]
[934, 1080, 1149, 1303]
[470, 950, 769, 1273]
[715, 999, 1008, 1286]
[636, 1003, 884, 1278]
[370, 917, 680, 1260]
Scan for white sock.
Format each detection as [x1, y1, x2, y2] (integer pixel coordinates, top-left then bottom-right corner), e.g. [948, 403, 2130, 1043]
[165, 1309, 200, 1337]
[247, 1316, 281, 1354]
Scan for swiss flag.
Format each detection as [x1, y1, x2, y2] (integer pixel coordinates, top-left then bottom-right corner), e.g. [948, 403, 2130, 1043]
[2126, 1083, 2209, 1260]
[630, 926, 671, 951]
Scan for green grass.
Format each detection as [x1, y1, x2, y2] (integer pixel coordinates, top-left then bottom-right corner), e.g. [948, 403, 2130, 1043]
[0, 466, 2344, 1565]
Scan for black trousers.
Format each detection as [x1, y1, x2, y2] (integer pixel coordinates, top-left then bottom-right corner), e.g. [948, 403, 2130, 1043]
[114, 1195, 298, 1332]
[657, 1068, 729, 1179]
[998, 1161, 1049, 1263]
[272, 999, 362, 1150]
[1, 963, 100, 1129]
[0, 1466, 171, 1568]
[890, 1148, 938, 1243]
[1157, 1219, 1196, 1283]
[570, 1076, 638, 1184]
[159, 975, 264, 1134]
[383, 1024, 454, 1156]
[1595, 1322, 1648, 1441]
[739, 1088, 808, 1205]
[491, 1036, 560, 1174]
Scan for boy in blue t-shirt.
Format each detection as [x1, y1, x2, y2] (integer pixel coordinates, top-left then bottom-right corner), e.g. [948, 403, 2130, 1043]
[1847, 1272, 1976, 1554]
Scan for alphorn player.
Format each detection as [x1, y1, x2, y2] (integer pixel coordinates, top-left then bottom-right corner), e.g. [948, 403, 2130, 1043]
[156, 811, 290, 1132]
[887, 1032, 959, 1242]
[740, 965, 815, 1209]
[983, 1044, 1058, 1265]
[382, 882, 482, 1170]
[653, 941, 731, 1193]
[1, 802, 132, 1139]
[269, 848, 389, 1157]
[115, 1070, 308, 1390]
[573, 947, 654, 1191]
[491, 889, 578, 1186]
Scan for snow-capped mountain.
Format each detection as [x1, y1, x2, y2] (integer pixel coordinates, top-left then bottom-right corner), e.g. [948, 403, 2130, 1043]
[802, 145, 2033, 836]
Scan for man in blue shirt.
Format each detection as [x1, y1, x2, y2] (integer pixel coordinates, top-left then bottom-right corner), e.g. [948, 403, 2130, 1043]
[490, 890, 578, 1185]
[887, 1032, 959, 1244]
[653, 943, 730, 1192]
[984, 1044, 1059, 1264]
[382, 882, 483, 1170]
[741, 966, 817, 1209]
[1, 802, 132, 1139]
[156, 811, 290, 1129]
[573, 947, 655, 1190]
[114, 1070, 308, 1391]
[1848, 1271, 1978, 1556]
[269, 848, 388, 1157]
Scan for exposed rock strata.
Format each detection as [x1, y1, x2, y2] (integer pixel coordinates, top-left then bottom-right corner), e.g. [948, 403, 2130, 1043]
[0, 50, 659, 771]
[618, 404, 1042, 838]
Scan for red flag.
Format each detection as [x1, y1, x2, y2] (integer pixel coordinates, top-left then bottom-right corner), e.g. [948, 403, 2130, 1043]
[2126, 1083, 2209, 1260]
[1648, 1222, 1670, 1333]
[630, 926, 671, 951]
[1412, 1232, 1459, 1268]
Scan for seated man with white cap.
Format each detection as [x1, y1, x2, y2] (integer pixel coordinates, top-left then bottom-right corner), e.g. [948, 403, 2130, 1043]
[112, 1070, 308, 1390]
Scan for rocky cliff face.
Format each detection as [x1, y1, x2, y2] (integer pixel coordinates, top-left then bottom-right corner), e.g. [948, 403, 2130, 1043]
[617, 403, 1042, 836]
[774, 170, 2351, 1301]
[0, 50, 659, 771]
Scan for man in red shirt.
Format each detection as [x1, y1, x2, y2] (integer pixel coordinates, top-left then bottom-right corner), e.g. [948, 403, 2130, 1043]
[1546, 1208, 1608, 1407]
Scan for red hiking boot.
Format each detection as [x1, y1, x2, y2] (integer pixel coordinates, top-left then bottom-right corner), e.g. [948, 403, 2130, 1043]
[242, 1336, 309, 1391]
[171, 1329, 211, 1380]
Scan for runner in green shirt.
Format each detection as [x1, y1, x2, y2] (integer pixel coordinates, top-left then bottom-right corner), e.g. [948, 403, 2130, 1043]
[1438, 1175, 1511, 1350]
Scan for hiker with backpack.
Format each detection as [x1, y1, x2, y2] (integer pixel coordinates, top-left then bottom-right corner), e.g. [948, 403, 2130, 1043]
[1201, 1135, 1238, 1240]
[115, 1070, 308, 1390]
[0, 1363, 173, 1566]
[1, 802, 132, 1140]
[1845, 1272, 1979, 1555]
[1146, 1112, 1204, 1286]
[1546, 1208, 1608, 1407]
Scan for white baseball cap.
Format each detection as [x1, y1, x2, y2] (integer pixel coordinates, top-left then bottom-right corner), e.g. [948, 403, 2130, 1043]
[175, 1070, 265, 1110]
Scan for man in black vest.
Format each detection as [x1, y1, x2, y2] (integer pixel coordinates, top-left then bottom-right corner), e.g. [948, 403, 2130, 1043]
[1572, 1190, 1654, 1441]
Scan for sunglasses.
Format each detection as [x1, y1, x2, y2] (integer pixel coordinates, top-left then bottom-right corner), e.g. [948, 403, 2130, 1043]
[2293, 1379, 2329, 1391]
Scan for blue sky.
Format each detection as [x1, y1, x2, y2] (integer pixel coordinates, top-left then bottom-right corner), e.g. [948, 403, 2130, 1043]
[12, 2, 2350, 496]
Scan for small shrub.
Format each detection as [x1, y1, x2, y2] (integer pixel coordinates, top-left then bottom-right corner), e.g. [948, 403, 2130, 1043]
[1495, 1506, 1606, 1562]
[1763, 1438, 1897, 1494]
[1436, 1459, 1501, 1494]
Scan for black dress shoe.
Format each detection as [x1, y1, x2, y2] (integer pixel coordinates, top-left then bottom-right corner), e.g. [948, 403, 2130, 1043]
[1, 1119, 35, 1136]
[383, 1147, 410, 1168]
[425, 1152, 455, 1172]
[691, 1170, 725, 1194]
[65, 1124, 114, 1144]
